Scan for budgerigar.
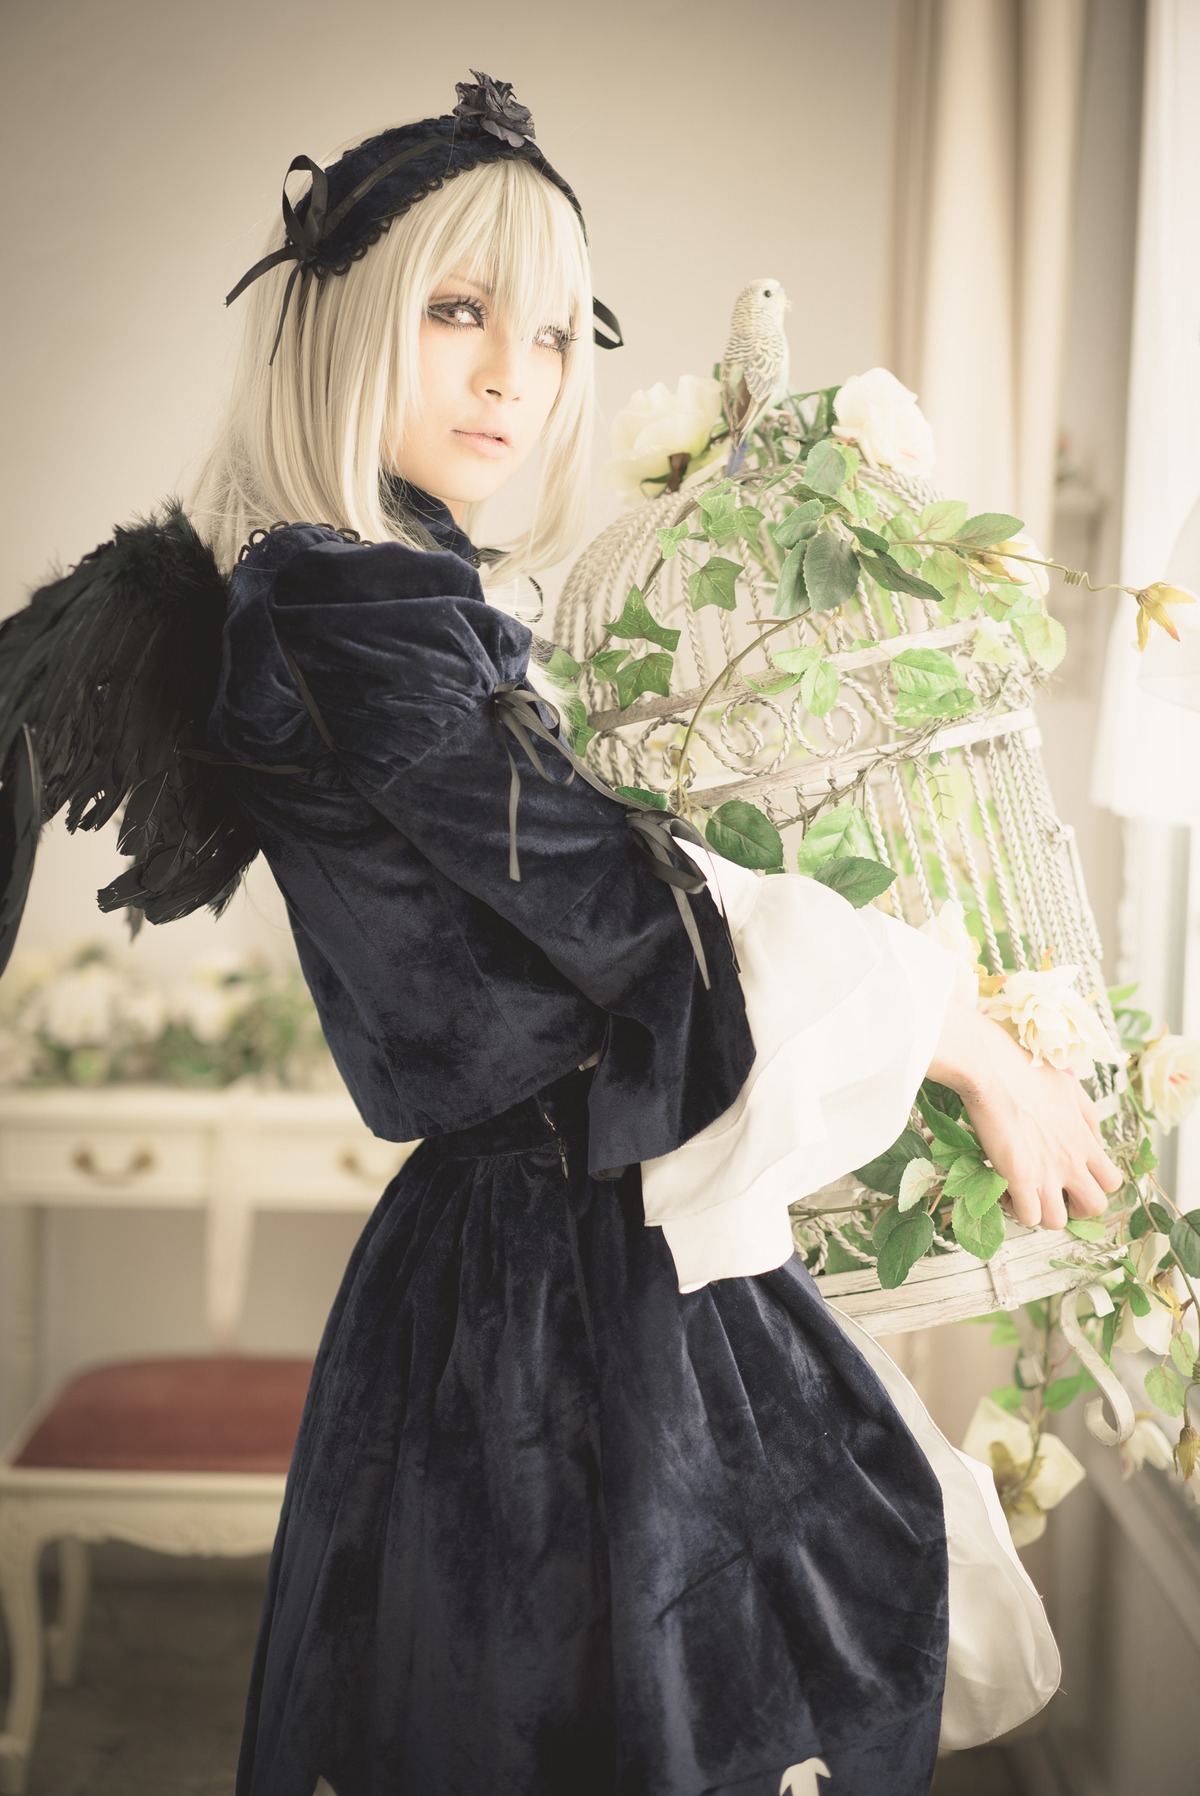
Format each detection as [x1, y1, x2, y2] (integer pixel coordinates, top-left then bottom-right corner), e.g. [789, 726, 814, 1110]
[719, 277, 792, 477]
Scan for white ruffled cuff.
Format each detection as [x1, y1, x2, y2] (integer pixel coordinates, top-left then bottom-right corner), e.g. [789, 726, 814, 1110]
[640, 844, 960, 1293]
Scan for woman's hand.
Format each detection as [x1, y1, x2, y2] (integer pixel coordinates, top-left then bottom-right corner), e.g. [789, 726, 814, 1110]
[927, 996, 1125, 1230]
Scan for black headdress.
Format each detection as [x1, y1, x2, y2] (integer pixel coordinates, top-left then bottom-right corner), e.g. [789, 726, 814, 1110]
[226, 69, 623, 364]
[0, 71, 623, 981]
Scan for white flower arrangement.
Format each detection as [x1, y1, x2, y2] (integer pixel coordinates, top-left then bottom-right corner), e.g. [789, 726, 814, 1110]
[603, 374, 727, 505]
[0, 941, 339, 1090]
[831, 366, 936, 479]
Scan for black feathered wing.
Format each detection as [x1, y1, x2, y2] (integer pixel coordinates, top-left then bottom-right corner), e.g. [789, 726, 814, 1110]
[0, 499, 260, 978]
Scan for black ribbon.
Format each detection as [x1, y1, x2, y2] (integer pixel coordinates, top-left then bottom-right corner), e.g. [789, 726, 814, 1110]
[225, 145, 624, 364]
[490, 681, 739, 992]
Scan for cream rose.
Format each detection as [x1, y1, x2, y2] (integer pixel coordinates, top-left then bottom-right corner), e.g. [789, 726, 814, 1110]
[1137, 1030, 1200, 1129]
[832, 367, 935, 478]
[993, 532, 1051, 601]
[979, 964, 1123, 1077]
[961, 1396, 1086, 1548]
[603, 374, 724, 507]
[26, 962, 127, 1050]
[1114, 1232, 1178, 1357]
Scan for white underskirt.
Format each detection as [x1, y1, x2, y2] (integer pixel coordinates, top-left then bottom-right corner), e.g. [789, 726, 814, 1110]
[640, 843, 960, 1292]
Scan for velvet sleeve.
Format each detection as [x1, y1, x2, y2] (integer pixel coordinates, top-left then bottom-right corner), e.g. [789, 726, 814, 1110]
[266, 534, 757, 1178]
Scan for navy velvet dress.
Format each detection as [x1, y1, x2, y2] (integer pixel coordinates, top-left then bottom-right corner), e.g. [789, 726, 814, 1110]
[207, 489, 950, 1796]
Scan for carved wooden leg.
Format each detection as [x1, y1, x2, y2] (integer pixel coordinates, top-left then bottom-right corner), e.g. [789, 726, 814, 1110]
[46, 1537, 88, 1686]
[0, 1502, 44, 1796]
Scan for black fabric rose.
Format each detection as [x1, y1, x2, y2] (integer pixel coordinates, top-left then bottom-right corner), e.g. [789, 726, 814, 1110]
[452, 70, 536, 148]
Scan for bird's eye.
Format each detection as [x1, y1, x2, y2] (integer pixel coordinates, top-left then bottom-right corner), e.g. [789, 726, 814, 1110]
[762, 287, 771, 297]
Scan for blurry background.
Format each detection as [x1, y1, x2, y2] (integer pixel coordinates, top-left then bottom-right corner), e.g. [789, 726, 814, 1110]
[2, 0, 1197, 1792]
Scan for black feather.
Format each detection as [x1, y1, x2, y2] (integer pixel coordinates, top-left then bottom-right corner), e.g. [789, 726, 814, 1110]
[0, 500, 260, 978]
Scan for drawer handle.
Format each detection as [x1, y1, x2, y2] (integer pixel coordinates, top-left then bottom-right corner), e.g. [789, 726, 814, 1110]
[335, 1148, 395, 1183]
[70, 1145, 157, 1184]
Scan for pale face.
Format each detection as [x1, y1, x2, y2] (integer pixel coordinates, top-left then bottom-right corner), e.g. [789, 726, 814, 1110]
[386, 272, 571, 522]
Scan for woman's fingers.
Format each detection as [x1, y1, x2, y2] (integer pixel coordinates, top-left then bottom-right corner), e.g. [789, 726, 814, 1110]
[1039, 1186, 1069, 1230]
[1004, 1178, 1042, 1228]
[1063, 1164, 1111, 1217]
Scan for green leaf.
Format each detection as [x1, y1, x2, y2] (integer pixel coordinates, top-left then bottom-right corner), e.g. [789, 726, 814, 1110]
[891, 646, 977, 723]
[1135, 1137, 1159, 1173]
[542, 644, 582, 687]
[804, 440, 850, 496]
[1066, 1217, 1108, 1241]
[919, 499, 969, 537]
[859, 551, 943, 602]
[850, 524, 891, 556]
[613, 650, 674, 709]
[735, 505, 765, 543]
[795, 800, 876, 873]
[916, 1091, 979, 1158]
[699, 489, 739, 543]
[990, 1385, 1025, 1414]
[1125, 1281, 1152, 1317]
[812, 855, 896, 908]
[1145, 1364, 1188, 1418]
[877, 1211, 936, 1288]
[802, 533, 861, 610]
[588, 647, 630, 681]
[688, 555, 742, 611]
[705, 799, 784, 871]
[605, 583, 681, 649]
[800, 657, 841, 717]
[656, 522, 691, 560]
[872, 1204, 904, 1253]
[1010, 607, 1067, 673]
[1169, 1211, 1200, 1277]
[743, 669, 802, 695]
[771, 644, 822, 674]
[557, 694, 596, 759]
[772, 498, 824, 549]
[773, 543, 810, 617]
[1043, 1373, 1092, 1411]
[614, 784, 668, 810]
[952, 1195, 1006, 1260]
[1170, 1330, 1198, 1379]
[1148, 1201, 1173, 1232]
[918, 548, 973, 602]
[921, 1078, 966, 1120]
[953, 512, 1025, 548]
[942, 1157, 1007, 1216]
[854, 1128, 932, 1198]
[1128, 1205, 1152, 1239]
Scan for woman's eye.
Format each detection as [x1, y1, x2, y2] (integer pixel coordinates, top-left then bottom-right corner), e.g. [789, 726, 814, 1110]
[428, 298, 484, 328]
[536, 324, 574, 354]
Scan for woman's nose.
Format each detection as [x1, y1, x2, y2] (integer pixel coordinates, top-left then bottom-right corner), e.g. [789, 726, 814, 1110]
[478, 333, 528, 400]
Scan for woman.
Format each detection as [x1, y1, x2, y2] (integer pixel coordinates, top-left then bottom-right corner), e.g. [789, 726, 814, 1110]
[4, 72, 1125, 1796]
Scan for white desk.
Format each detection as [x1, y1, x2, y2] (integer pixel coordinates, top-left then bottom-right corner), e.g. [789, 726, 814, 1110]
[0, 1085, 416, 1433]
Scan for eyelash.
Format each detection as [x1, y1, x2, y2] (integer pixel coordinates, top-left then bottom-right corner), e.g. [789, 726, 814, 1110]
[427, 295, 575, 355]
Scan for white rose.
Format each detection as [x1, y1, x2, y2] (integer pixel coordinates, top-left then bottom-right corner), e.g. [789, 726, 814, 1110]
[961, 1396, 1085, 1548]
[832, 367, 936, 478]
[168, 968, 254, 1045]
[1119, 1414, 1176, 1479]
[26, 963, 125, 1049]
[979, 964, 1124, 1077]
[113, 985, 169, 1041]
[603, 374, 724, 506]
[1138, 1031, 1200, 1129]
[917, 899, 982, 1007]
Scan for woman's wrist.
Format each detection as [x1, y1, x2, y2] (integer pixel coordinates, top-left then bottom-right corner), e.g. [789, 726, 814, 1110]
[926, 995, 1020, 1101]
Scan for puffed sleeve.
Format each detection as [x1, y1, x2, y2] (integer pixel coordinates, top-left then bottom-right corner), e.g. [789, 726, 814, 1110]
[264, 534, 758, 1179]
[640, 841, 961, 1291]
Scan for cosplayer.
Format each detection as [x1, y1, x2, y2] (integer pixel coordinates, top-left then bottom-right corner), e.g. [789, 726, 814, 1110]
[0, 71, 1125, 1796]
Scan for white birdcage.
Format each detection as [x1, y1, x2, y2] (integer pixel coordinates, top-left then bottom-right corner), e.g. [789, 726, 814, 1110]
[550, 432, 1139, 1443]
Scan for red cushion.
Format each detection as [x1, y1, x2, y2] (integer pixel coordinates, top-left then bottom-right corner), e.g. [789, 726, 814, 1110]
[11, 1355, 314, 1473]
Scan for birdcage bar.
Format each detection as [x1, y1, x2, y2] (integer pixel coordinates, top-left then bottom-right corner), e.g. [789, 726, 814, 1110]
[962, 744, 1030, 970]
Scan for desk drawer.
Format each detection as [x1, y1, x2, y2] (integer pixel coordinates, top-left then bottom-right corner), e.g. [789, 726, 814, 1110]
[0, 1125, 208, 1201]
[247, 1129, 415, 1203]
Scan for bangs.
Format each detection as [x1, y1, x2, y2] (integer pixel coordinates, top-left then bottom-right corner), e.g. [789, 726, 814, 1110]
[425, 158, 589, 349]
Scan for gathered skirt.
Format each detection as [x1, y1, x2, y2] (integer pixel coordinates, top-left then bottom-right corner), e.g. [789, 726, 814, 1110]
[235, 1062, 950, 1796]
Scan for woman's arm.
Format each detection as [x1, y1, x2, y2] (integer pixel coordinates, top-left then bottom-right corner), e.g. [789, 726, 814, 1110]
[927, 997, 1124, 1229]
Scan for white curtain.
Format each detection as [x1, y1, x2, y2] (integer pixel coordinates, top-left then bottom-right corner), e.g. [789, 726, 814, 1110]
[1089, 0, 1200, 825]
[891, 0, 1086, 547]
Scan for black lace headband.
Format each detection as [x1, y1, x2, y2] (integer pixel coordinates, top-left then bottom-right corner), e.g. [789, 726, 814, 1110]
[226, 70, 625, 365]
